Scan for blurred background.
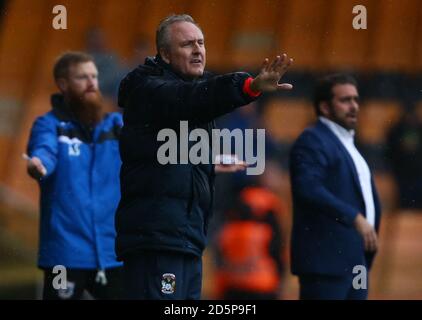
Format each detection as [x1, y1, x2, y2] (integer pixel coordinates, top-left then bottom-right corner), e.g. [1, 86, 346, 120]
[0, 0, 421, 299]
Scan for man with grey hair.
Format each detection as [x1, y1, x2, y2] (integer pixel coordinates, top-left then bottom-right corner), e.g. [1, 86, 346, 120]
[116, 14, 293, 299]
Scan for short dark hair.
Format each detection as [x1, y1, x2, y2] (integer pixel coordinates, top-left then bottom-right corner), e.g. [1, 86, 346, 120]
[156, 14, 201, 53]
[313, 74, 358, 116]
[53, 51, 94, 80]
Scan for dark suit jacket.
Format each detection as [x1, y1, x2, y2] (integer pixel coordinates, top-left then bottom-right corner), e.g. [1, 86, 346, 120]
[289, 120, 381, 276]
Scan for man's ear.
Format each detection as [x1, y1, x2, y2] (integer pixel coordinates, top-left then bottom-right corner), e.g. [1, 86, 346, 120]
[159, 48, 170, 64]
[56, 78, 68, 93]
[319, 102, 331, 117]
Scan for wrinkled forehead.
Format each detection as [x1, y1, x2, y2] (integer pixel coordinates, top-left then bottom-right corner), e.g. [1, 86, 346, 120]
[169, 21, 204, 43]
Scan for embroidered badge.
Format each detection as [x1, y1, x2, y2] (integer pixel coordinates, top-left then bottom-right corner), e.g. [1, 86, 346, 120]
[161, 273, 176, 294]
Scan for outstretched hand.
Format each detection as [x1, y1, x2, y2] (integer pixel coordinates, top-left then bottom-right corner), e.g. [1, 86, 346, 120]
[250, 53, 293, 92]
[24, 154, 47, 180]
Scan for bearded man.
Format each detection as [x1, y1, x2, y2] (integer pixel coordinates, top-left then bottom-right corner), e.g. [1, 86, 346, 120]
[289, 74, 382, 300]
[26, 51, 124, 300]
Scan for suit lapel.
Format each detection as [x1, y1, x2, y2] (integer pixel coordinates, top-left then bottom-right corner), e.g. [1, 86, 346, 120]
[316, 121, 364, 200]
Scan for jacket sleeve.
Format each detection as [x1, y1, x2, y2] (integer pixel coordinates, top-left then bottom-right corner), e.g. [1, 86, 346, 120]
[27, 115, 58, 177]
[127, 72, 257, 123]
[289, 132, 359, 227]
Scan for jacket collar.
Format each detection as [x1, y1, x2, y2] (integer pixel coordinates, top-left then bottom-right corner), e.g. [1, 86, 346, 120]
[50, 93, 74, 122]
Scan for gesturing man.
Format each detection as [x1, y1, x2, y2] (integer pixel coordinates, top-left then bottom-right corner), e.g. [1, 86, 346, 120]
[116, 14, 294, 299]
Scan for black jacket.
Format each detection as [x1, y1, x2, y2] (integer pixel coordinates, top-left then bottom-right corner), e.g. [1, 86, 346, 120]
[115, 56, 257, 259]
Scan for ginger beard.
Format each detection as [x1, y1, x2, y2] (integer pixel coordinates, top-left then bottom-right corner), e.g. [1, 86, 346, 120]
[67, 87, 104, 126]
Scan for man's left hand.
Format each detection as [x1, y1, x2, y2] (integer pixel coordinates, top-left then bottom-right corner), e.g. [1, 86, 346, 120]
[250, 53, 294, 92]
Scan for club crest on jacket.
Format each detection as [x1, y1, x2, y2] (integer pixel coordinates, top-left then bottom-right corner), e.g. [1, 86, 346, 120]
[161, 273, 176, 294]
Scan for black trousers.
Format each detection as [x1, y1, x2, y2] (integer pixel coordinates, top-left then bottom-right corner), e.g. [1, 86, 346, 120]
[42, 267, 124, 300]
[123, 250, 203, 300]
[299, 273, 369, 300]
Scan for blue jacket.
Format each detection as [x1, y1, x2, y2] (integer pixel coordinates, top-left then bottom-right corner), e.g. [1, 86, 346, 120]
[27, 94, 123, 269]
[115, 56, 257, 259]
[289, 120, 381, 276]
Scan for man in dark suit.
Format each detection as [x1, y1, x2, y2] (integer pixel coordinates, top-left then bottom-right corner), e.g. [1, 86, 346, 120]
[289, 74, 382, 300]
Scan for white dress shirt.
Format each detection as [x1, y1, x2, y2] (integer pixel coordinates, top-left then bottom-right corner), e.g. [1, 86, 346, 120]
[319, 117, 375, 227]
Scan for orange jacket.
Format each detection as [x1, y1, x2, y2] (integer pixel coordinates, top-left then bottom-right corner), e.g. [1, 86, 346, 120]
[215, 187, 287, 295]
